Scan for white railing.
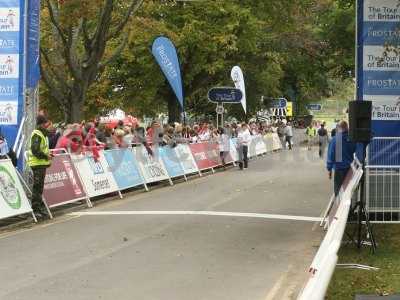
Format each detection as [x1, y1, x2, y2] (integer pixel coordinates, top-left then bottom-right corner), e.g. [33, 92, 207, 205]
[297, 158, 363, 300]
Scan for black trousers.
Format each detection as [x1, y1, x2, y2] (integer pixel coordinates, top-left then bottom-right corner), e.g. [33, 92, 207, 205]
[31, 167, 48, 213]
[285, 136, 293, 150]
[238, 145, 248, 169]
[334, 168, 349, 197]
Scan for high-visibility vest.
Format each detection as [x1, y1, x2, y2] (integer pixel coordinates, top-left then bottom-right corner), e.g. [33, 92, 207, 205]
[306, 127, 316, 137]
[27, 129, 50, 167]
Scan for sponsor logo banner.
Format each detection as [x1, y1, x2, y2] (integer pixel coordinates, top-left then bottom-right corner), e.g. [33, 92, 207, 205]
[104, 149, 145, 190]
[0, 7, 19, 31]
[158, 146, 185, 178]
[0, 53, 18, 78]
[72, 153, 119, 198]
[0, 159, 32, 220]
[189, 142, 221, 171]
[132, 146, 170, 184]
[0, 100, 17, 124]
[372, 99, 400, 120]
[174, 144, 200, 175]
[43, 154, 87, 207]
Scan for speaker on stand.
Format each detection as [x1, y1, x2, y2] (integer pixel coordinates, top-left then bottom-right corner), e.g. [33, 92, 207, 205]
[347, 101, 376, 252]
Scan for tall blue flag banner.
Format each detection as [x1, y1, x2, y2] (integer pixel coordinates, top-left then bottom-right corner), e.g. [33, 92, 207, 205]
[152, 36, 184, 110]
[357, 0, 400, 137]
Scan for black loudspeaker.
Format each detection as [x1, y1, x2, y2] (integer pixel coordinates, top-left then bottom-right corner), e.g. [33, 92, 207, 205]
[349, 100, 372, 143]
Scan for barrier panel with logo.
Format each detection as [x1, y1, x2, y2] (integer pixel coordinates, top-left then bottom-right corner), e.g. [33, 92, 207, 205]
[271, 133, 282, 150]
[174, 144, 201, 176]
[249, 135, 267, 157]
[228, 139, 239, 163]
[104, 149, 147, 191]
[158, 146, 186, 179]
[0, 159, 34, 221]
[43, 154, 90, 209]
[263, 134, 274, 152]
[71, 152, 121, 199]
[132, 146, 172, 185]
[189, 142, 221, 171]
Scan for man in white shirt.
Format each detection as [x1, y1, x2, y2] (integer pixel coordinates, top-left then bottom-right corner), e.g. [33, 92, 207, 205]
[284, 122, 293, 150]
[237, 123, 251, 170]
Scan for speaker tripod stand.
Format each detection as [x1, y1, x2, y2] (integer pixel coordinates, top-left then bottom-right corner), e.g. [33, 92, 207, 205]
[347, 149, 377, 253]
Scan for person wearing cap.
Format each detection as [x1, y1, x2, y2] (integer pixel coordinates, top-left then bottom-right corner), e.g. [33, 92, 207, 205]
[27, 115, 52, 219]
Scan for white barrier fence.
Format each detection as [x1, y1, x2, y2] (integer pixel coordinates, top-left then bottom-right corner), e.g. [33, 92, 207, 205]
[4, 134, 282, 222]
[297, 158, 363, 300]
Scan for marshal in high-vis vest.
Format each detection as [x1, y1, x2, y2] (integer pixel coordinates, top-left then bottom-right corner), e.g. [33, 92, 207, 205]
[27, 115, 52, 219]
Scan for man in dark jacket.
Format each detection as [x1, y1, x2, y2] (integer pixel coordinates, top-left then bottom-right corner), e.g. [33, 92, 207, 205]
[27, 115, 52, 219]
[326, 121, 356, 197]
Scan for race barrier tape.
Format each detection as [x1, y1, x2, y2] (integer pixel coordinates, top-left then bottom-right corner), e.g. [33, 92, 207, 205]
[297, 158, 363, 300]
[2, 134, 282, 222]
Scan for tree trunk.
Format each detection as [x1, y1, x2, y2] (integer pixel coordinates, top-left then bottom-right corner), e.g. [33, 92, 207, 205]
[167, 90, 181, 124]
[66, 83, 87, 123]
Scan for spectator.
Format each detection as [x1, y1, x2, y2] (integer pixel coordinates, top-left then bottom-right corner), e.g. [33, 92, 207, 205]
[327, 121, 357, 197]
[217, 127, 230, 168]
[284, 122, 293, 150]
[237, 123, 251, 170]
[318, 123, 329, 158]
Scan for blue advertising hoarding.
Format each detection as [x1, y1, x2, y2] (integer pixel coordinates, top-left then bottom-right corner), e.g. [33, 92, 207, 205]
[158, 146, 185, 178]
[104, 149, 145, 190]
[357, 0, 400, 137]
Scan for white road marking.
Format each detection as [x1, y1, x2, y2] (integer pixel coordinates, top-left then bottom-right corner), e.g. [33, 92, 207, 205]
[264, 265, 293, 300]
[69, 211, 322, 222]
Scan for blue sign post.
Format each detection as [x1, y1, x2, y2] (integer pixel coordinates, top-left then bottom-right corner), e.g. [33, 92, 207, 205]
[208, 87, 243, 103]
[357, 0, 400, 137]
[306, 104, 322, 111]
[269, 98, 287, 109]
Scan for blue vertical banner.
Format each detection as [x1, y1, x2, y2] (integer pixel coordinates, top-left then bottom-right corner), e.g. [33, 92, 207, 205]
[151, 36, 184, 110]
[0, 0, 25, 145]
[357, 0, 400, 137]
[26, 0, 40, 89]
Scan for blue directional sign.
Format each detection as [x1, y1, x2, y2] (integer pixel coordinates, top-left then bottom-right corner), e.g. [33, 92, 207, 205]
[306, 104, 322, 111]
[270, 98, 287, 109]
[208, 87, 243, 103]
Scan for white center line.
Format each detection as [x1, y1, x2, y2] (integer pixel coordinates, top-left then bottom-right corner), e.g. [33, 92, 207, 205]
[69, 211, 323, 222]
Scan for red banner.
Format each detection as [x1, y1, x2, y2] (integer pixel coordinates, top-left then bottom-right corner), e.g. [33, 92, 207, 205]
[189, 142, 221, 170]
[43, 154, 87, 207]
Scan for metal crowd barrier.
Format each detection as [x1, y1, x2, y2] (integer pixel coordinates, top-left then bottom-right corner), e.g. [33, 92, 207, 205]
[366, 137, 400, 223]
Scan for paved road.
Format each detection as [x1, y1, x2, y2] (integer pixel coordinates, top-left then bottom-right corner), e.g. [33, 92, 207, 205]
[0, 147, 331, 300]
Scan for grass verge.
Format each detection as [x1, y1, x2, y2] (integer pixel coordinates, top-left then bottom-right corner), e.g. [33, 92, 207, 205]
[326, 224, 400, 299]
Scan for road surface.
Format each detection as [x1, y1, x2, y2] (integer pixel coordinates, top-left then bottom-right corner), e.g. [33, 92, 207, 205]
[0, 147, 331, 300]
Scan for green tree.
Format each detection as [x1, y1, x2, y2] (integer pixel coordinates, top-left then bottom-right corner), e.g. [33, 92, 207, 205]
[40, 0, 144, 122]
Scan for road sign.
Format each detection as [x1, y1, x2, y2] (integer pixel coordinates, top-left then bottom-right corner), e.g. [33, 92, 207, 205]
[269, 98, 287, 109]
[216, 106, 224, 114]
[208, 87, 243, 103]
[306, 104, 322, 111]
